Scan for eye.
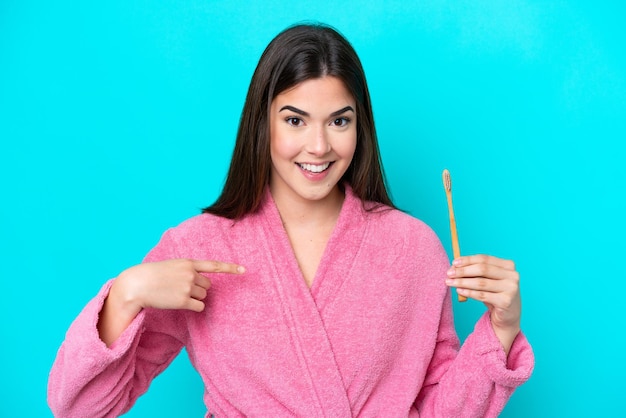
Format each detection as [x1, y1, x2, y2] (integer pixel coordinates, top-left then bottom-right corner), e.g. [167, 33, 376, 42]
[285, 117, 303, 127]
[331, 117, 351, 127]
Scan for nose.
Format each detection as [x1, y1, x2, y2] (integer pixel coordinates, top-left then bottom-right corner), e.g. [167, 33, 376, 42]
[306, 125, 331, 156]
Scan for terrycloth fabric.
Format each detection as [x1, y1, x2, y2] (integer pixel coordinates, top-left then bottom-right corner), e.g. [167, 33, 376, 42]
[48, 187, 534, 417]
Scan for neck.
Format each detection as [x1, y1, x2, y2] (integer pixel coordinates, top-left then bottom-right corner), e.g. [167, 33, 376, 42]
[272, 186, 345, 228]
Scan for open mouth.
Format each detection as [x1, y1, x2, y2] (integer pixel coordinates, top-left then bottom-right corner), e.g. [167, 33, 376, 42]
[296, 162, 333, 173]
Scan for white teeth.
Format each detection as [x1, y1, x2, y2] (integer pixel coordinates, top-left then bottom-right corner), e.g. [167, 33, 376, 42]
[298, 162, 331, 173]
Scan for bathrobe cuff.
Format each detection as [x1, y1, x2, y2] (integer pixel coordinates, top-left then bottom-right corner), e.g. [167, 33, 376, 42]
[469, 313, 534, 388]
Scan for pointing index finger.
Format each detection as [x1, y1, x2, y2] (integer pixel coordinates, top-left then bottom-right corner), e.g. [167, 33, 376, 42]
[192, 260, 246, 274]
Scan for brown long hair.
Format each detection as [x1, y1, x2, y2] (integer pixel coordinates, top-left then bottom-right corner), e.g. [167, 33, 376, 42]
[203, 23, 394, 219]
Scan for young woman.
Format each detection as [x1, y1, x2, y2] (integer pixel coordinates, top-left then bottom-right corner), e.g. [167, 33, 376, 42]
[48, 23, 534, 417]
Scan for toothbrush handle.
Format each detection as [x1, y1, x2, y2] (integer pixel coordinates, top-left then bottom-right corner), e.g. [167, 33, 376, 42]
[447, 193, 467, 302]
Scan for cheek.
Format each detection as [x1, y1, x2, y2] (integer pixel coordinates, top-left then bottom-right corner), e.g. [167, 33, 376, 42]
[340, 132, 358, 160]
[270, 130, 298, 163]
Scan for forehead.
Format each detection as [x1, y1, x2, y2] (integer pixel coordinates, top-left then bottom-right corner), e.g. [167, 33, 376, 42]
[273, 76, 355, 105]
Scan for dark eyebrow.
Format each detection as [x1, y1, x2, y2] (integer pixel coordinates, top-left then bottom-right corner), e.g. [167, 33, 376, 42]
[278, 105, 355, 118]
[279, 105, 309, 117]
[330, 106, 355, 117]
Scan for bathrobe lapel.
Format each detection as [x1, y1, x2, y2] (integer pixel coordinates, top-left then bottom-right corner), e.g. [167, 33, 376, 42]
[309, 189, 368, 314]
[256, 189, 364, 417]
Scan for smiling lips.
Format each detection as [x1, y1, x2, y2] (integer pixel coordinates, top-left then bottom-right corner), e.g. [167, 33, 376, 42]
[297, 162, 332, 173]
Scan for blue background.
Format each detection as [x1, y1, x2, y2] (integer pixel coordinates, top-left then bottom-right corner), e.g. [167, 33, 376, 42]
[1, 1, 624, 416]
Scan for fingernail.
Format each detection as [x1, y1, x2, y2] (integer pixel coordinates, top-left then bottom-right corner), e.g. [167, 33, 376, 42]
[453, 259, 462, 266]
[237, 266, 246, 273]
[446, 268, 455, 277]
[445, 279, 454, 286]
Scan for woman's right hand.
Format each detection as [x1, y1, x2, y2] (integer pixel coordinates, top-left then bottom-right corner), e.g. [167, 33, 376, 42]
[98, 259, 246, 346]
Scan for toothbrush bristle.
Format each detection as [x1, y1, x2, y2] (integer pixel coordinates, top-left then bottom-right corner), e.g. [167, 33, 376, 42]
[442, 169, 451, 191]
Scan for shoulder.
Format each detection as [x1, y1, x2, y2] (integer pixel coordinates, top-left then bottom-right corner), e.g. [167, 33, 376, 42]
[142, 213, 229, 261]
[171, 212, 236, 235]
[365, 206, 442, 250]
[357, 204, 450, 298]
[345, 186, 441, 249]
[362, 205, 450, 277]
[158, 213, 220, 240]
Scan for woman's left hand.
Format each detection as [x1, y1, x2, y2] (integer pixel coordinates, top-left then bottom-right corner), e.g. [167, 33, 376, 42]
[445, 254, 521, 355]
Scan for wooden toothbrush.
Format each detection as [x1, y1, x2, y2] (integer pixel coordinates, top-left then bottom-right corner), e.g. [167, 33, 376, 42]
[442, 169, 467, 302]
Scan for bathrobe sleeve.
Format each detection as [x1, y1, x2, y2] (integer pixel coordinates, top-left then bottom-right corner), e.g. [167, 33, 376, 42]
[414, 289, 535, 417]
[48, 229, 188, 418]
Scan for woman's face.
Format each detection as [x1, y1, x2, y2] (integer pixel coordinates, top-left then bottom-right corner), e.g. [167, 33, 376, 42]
[269, 76, 357, 207]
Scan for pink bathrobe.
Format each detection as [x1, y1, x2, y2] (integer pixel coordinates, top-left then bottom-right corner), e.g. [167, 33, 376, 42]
[48, 187, 534, 417]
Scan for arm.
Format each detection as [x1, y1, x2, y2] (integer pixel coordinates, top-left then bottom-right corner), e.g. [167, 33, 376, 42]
[47, 228, 245, 417]
[47, 280, 185, 418]
[415, 297, 534, 417]
[415, 255, 534, 417]
[48, 229, 183, 418]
